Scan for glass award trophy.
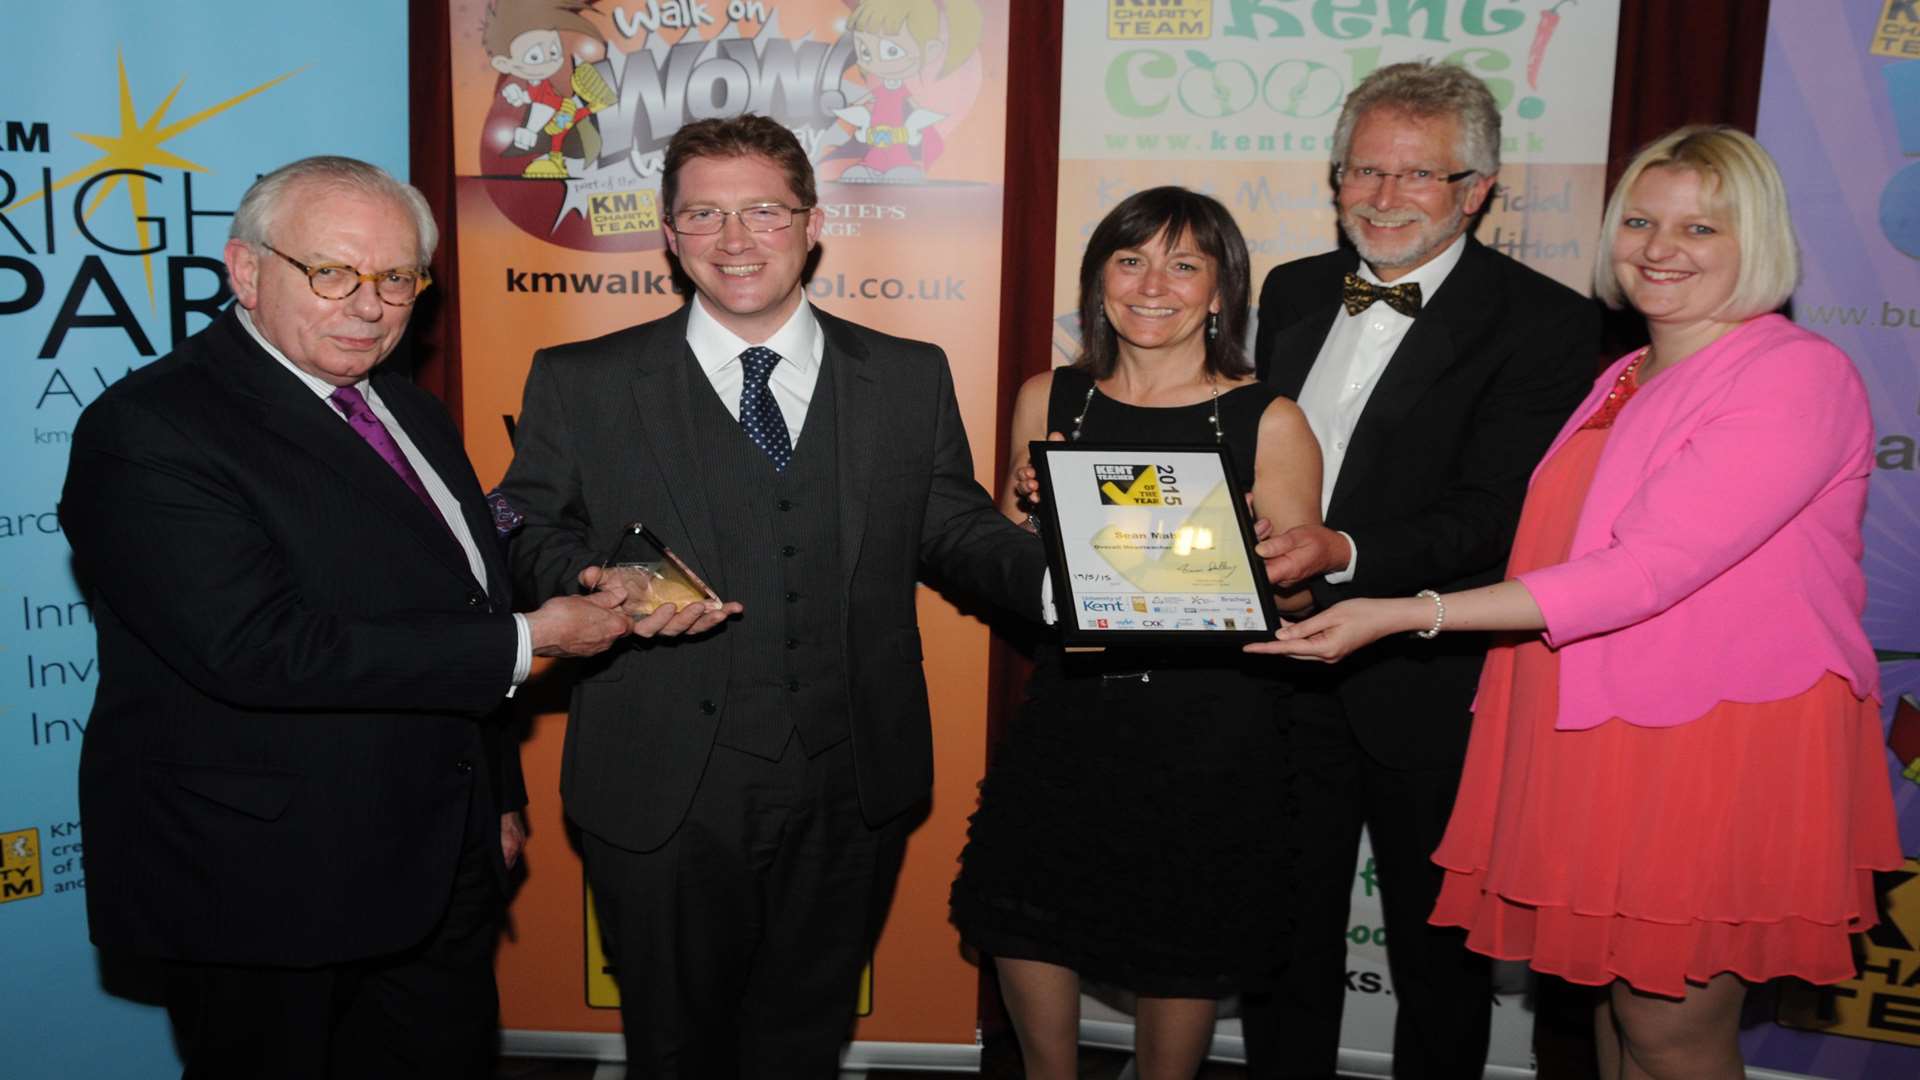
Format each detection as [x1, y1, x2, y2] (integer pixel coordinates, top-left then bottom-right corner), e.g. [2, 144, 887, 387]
[597, 522, 723, 617]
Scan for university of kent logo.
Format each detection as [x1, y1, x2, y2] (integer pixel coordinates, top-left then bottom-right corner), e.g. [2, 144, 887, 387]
[0, 829, 43, 903]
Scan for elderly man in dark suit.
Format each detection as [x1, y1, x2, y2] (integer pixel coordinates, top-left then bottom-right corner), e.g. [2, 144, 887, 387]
[1241, 63, 1598, 1078]
[497, 113, 1045, 1074]
[61, 156, 632, 1080]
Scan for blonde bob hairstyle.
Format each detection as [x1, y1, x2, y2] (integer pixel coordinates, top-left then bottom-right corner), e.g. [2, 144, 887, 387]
[1593, 125, 1799, 319]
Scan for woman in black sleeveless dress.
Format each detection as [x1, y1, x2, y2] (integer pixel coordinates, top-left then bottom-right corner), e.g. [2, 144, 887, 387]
[950, 188, 1322, 1078]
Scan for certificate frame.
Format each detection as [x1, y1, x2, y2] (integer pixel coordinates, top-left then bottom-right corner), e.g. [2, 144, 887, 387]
[1030, 441, 1277, 646]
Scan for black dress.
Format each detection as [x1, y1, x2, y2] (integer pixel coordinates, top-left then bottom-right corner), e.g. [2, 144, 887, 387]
[950, 368, 1296, 998]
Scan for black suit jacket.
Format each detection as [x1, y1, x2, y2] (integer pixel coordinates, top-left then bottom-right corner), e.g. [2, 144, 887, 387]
[1255, 240, 1597, 766]
[62, 310, 526, 967]
[498, 304, 1046, 853]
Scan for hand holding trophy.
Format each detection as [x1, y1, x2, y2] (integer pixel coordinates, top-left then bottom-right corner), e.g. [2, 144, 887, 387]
[588, 523, 742, 638]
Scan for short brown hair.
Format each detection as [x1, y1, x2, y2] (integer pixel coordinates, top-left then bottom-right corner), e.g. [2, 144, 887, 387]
[482, 0, 601, 59]
[661, 115, 817, 214]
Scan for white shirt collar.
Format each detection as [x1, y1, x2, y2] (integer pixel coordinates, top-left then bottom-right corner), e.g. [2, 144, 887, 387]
[234, 305, 370, 401]
[685, 294, 822, 376]
[1354, 231, 1470, 298]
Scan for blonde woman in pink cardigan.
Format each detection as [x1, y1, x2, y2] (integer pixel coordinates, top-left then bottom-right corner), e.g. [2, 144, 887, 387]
[1251, 125, 1902, 1080]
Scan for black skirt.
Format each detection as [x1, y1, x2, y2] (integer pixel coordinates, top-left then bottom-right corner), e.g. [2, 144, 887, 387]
[950, 653, 1298, 998]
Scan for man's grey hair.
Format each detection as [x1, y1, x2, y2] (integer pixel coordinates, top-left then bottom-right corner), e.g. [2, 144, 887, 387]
[1330, 61, 1502, 178]
[229, 156, 439, 265]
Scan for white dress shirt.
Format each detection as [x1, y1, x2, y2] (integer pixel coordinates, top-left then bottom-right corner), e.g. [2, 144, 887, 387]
[236, 307, 533, 687]
[1294, 233, 1469, 584]
[685, 294, 825, 446]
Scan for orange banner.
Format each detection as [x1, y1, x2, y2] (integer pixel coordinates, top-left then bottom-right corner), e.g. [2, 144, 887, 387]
[446, 0, 1010, 1055]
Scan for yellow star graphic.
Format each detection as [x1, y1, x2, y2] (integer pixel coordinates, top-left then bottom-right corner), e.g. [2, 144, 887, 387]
[3, 51, 302, 308]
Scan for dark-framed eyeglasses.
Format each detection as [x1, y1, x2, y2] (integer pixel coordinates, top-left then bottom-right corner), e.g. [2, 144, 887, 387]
[261, 244, 432, 306]
[667, 203, 813, 235]
[1335, 166, 1477, 194]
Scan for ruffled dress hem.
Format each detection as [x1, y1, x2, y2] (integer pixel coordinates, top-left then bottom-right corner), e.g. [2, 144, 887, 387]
[1427, 414, 1903, 998]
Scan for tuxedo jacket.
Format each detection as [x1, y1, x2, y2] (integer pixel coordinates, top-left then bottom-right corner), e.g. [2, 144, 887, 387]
[498, 304, 1046, 853]
[62, 310, 526, 968]
[1255, 240, 1598, 767]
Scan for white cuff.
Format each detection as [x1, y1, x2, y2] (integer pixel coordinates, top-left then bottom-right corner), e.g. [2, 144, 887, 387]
[509, 613, 533, 696]
[1323, 531, 1359, 585]
[1040, 569, 1057, 625]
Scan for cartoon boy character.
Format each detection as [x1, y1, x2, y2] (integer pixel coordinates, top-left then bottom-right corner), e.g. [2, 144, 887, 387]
[484, 0, 616, 180]
[837, 0, 982, 182]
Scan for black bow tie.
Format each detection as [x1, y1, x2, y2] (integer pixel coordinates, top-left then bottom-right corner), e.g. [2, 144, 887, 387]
[1342, 272, 1423, 317]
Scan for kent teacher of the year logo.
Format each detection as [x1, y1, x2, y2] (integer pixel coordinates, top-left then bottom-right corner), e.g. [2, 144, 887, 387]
[1096, 462, 1184, 506]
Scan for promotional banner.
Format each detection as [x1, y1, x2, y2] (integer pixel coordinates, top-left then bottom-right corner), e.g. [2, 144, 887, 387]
[446, 0, 1010, 1062]
[1747, 5, 1920, 1076]
[0, 4, 410, 1077]
[1053, 1, 1620, 1070]
[1054, 0, 1621, 362]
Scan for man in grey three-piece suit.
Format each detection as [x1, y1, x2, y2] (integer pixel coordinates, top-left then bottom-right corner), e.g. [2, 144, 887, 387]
[497, 114, 1045, 1076]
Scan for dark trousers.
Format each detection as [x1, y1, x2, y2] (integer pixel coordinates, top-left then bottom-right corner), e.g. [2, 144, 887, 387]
[582, 735, 911, 1079]
[1243, 690, 1492, 1080]
[161, 816, 503, 1080]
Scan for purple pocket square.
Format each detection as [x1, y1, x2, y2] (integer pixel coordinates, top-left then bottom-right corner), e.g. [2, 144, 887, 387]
[486, 490, 524, 539]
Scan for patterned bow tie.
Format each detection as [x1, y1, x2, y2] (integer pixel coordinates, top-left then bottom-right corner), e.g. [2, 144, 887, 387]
[1341, 272, 1423, 317]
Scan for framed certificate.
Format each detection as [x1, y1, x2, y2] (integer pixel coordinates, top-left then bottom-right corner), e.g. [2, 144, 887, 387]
[1030, 442, 1277, 646]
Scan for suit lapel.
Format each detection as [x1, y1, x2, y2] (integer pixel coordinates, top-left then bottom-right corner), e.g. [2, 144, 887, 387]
[630, 307, 722, 590]
[821, 312, 879, 580]
[1264, 255, 1349, 398]
[219, 314, 478, 587]
[1266, 308, 1340, 399]
[373, 371, 501, 593]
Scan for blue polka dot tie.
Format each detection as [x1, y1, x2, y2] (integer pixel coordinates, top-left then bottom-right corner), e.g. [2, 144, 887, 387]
[738, 346, 793, 471]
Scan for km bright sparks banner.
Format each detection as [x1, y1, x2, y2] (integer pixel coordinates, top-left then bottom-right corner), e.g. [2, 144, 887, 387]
[1749, 5, 1920, 1076]
[448, 0, 1010, 1064]
[0, 4, 409, 1077]
[1053, 1, 1620, 1070]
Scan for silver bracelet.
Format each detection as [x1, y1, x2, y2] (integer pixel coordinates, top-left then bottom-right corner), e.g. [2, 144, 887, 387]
[1415, 589, 1444, 639]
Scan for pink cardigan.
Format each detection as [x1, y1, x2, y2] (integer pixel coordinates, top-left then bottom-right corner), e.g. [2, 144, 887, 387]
[1514, 314, 1879, 730]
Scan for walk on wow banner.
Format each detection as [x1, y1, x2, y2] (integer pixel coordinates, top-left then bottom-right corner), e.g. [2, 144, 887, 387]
[1750, 5, 1920, 1075]
[446, 0, 1013, 1066]
[0, 4, 410, 1078]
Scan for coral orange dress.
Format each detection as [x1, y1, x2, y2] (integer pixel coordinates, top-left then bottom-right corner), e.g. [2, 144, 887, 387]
[1428, 363, 1902, 997]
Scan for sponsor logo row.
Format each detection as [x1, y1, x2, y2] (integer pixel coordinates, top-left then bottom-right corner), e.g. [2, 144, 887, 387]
[1078, 592, 1258, 631]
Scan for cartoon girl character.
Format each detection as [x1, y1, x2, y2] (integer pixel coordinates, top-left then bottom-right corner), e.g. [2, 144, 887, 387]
[484, 0, 615, 180]
[837, 0, 982, 182]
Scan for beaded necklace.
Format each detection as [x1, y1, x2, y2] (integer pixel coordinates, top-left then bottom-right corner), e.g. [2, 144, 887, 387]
[1069, 378, 1224, 443]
